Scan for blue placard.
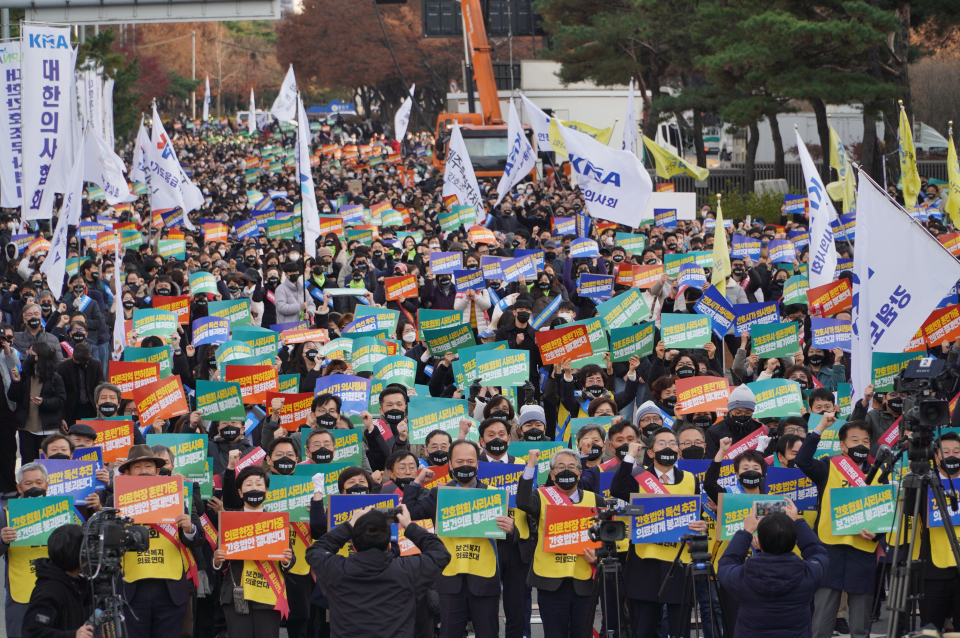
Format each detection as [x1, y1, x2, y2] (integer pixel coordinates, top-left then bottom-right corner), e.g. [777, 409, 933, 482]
[72, 446, 103, 471]
[630, 495, 701, 543]
[654, 208, 677, 229]
[765, 467, 819, 511]
[477, 462, 525, 508]
[577, 274, 614, 299]
[830, 213, 856, 241]
[928, 488, 960, 528]
[788, 229, 810, 249]
[938, 283, 959, 309]
[514, 249, 545, 270]
[454, 269, 485, 291]
[78, 221, 107, 239]
[810, 318, 852, 351]
[677, 263, 706, 291]
[235, 219, 259, 239]
[37, 459, 104, 504]
[501, 255, 539, 282]
[193, 317, 231, 346]
[160, 208, 184, 228]
[733, 302, 780, 337]
[553, 217, 576, 235]
[481, 256, 506, 280]
[767, 239, 796, 264]
[784, 194, 807, 215]
[731, 235, 761, 261]
[342, 315, 378, 334]
[569, 238, 599, 258]
[328, 494, 399, 539]
[430, 252, 462, 275]
[314, 375, 371, 416]
[693, 285, 735, 339]
[270, 321, 309, 333]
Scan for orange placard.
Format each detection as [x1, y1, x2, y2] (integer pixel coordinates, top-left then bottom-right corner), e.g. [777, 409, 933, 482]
[939, 232, 960, 257]
[79, 419, 134, 462]
[675, 376, 730, 415]
[468, 226, 496, 245]
[534, 324, 592, 365]
[204, 223, 229, 243]
[225, 365, 279, 404]
[114, 475, 185, 524]
[280, 328, 329, 346]
[443, 194, 459, 209]
[385, 276, 418, 301]
[633, 264, 664, 289]
[167, 229, 185, 240]
[264, 392, 314, 431]
[370, 201, 390, 217]
[655, 183, 676, 192]
[351, 224, 380, 239]
[132, 376, 189, 425]
[805, 279, 852, 318]
[922, 304, 960, 346]
[904, 328, 927, 353]
[219, 511, 290, 560]
[114, 221, 137, 232]
[108, 360, 161, 399]
[96, 231, 119, 254]
[543, 504, 600, 554]
[152, 295, 191, 325]
[319, 217, 344, 237]
[398, 520, 436, 556]
[615, 264, 637, 286]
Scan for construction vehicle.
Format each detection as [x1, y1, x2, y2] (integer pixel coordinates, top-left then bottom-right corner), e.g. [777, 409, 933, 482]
[432, 0, 535, 180]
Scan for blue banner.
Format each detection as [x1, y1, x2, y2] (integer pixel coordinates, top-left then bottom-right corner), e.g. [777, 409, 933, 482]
[810, 318, 852, 351]
[654, 208, 677, 229]
[693, 285, 735, 339]
[193, 317, 231, 346]
[314, 375, 371, 416]
[514, 249, 545, 270]
[477, 462, 525, 507]
[569, 238, 599, 258]
[765, 467, 818, 511]
[235, 219, 259, 239]
[731, 235, 761, 261]
[454, 269, 485, 291]
[578, 274, 614, 299]
[677, 263, 706, 291]
[430, 252, 462, 275]
[788, 229, 810, 249]
[733, 302, 780, 337]
[767, 239, 796, 264]
[630, 495, 700, 544]
[37, 459, 104, 505]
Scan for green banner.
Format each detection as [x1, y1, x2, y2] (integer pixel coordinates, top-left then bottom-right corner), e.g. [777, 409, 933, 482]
[232, 326, 281, 357]
[124, 346, 171, 378]
[120, 230, 143, 251]
[208, 298, 252, 328]
[370, 356, 417, 408]
[718, 493, 783, 541]
[131, 309, 178, 337]
[452, 342, 507, 390]
[351, 336, 388, 373]
[566, 316, 609, 353]
[408, 396, 469, 444]
[330, 429, 363, 466]
[8, 496, 74, 546]
[782, 275, 809, 305]
[266, 218, 297, 239]
[809, 412, 845, 459]
[609, 322, 655, 362]
[158, 239, 186, 260]
[319, 338, 353, 361]
[354, 306, 400, 333]
[293, 462, 352, 498]
[747, 379, 804, 418]
[436, 487, 507, 538]
[660, 314, 711, 349]
[146, 433, 207, 479]
[569, 416, 616, 440]
[424, 323, 476, 356]
[507, 442, 565, 484]
[417, 309, 463, 339]
[476, 350, 528, 387]
[279, 374, 300, 394]
[264, 475, 313, 522]
[189, 272, 218, 295]
[215, 340, 254, 369]
[195, 381, 247, 420]
[664, 252, 712, 277]
[615, 232, 646, 254]
[596, 289, 652, 330]
[750, 322, 799, 358]
[836, 383, 853, 419]
[830, 485, 896, 535]
[872, 352, 924, 392]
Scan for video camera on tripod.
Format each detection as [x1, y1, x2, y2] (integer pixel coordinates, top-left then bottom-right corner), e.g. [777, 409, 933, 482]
[587, 498, 645, 547]
[894, 358, 957, 444]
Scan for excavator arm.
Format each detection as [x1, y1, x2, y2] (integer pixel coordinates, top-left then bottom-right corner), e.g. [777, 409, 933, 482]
[461, 0, 503, 125]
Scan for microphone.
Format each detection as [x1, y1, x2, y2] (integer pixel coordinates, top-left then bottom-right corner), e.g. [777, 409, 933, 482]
[865, 444, 893, 485]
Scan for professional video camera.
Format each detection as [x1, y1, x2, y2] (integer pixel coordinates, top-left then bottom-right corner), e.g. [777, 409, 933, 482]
[587, 498, 645, 548]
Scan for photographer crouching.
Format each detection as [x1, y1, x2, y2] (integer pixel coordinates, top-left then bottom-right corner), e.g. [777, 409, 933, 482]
[22, 524, 91, 638]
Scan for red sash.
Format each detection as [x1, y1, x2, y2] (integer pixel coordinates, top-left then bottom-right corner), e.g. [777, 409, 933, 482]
[830, 455, 867, 487]
[879, 416, 902, 448]
[235, 447, 266, 475]
[374, 419, 394, 444]
[381, 481, 404, 498]
[634, 471, 669, 494]
[599, 458, 619, 472]
[292, 522, 312, 549]
[538, 485, 574, 506]
[951, 391, 960, 417]
[724, 425, 770, 459]
[153, 524, 199, 589]
[399, 305, 415, 326]
[199, 514, 218, 552]
[254, 559, 290, 619]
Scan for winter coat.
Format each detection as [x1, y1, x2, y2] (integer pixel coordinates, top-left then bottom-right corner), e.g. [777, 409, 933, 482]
[274, 278, 317, 325]
[20, 558, 91, 638]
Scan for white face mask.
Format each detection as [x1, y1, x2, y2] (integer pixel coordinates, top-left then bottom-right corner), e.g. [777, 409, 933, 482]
[429, 244, 440, 251]
[559, 313, 574, 322]
[402, 332, 416, 343]
[289, 253, 300, 262]
[604, 237, 615, 246]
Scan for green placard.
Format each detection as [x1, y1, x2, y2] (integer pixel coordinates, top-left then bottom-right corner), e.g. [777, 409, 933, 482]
[232, 326, 281, 357]
[319, 338, 354, 361]
[718, 493, 783, 541]
[264, 475, 314, 522]
[345, 228, 373, 245]
[424, 323, 476, 356]
[569, 416, 616, 440]
[66, 257, 79, 279]
[596, 289, 652, 330]
[568, 352, 608, 369]
[370, 356, 417, 408]
[782, 275, 809, 305]
[664, 251, 712, 277]
[330, 429, 363, 466]
[417, 309, 463, 340]
[566, 316, 609, 353]
[226, 353, 276, 369]
[615, 232, 646, 254]
[750, 322, 799, 358]
[507, 442, 564, 484]
[408, 396, 469, 444]
[351, 336, 388, 373]
[354, 306, 400, 333]
[476, 350, 528, 387]
[338, 329, 389, 342]
[199, 458, 213, 500]
[660, 314, 711, 349]
[830, 485, 896, 535]
[158, 239, 186, 260]
[292, 461, 351, 498]
[215, 340, 255, 369]
[208, 298, 252, 328]
[146, 433, 208, 479]
[747, 379, 804, 418]
[279, 374, 300, 394]
[120, 230, 143, 251]
[189, 272, 218, 295]
[609, 322, 655, 362]
[124, 346, 172, 378]
[872, 352, 924, 392]
[8, 496, 75, 546]
[131, 309, 178, 337]
[266, 218, 297, 239]
[452, 342, 507, 389]
[436, 487, 507, 538]
[836, 383, 853, 419]
[809, 413, 845, 459]
[195, 381, 246, 420]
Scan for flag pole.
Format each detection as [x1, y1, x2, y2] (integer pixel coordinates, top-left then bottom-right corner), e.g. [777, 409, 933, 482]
[296, 92, 308, 318]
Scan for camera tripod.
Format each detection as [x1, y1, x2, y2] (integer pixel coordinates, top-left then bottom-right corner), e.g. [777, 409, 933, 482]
[660, 535, 724, 638]
[581, 540, 632, 638]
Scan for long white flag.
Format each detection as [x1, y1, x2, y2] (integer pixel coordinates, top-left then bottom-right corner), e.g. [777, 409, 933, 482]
[519, 94, 551, 153]
[42, 141, 83, 297]
[442, 121, 484, 223]
[796, 129, 838, 290]
[297, 95, 321, 259]
[622, 79, 637, 156]
[129, 119, 149, 185]
[248, 88, 256, 135]
[0, 41, 22, 208]
[147, 104, 201, 227]
[103, 78, 115, 150]
[82, 127, 135, 207]
[394, 84, 415, 142]
[271, 65, 297, 122]
[202, 76, 210, 121]
[557, 121, 652, 227]
[113, 249, 125, 360]
[21, 24, 73, 221]
[495, 101, 536, 206]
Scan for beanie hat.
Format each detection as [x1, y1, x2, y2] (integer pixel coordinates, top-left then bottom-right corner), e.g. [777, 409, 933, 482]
[634, 401, 662, 425]
[727, 384, 756, 412]
[317, 247, 333, 259]
[519, 407, 546, 426]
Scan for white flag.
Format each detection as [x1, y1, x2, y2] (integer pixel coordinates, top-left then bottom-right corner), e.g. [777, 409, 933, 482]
[557, 122, 652, 227]
[147, 105, 201, 227]
[202, 75, 210, 121]
[796, 129, 838, 290]
[21, 24, 73, 221]
[129, 119, 149, 185]
[394, 84, 415, 142]
[41, 143, 82, 297]
[248, 88, 256, 135]
[271, 65, 297, 122]
[113, 249, 125, 360]
[0, 41, 22, 208]
[852, 173, 960, 403]
[103, 78, 115, 150]
[442, 121, 484, 222]
[519, 94, 551, 153]
[297, 96, 321, 259]
[495, 101, 536, 206]
[82, 127, 135, 206]
[622, 79, 637, 156]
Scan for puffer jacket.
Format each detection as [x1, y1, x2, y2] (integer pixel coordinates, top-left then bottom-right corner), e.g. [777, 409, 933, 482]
[273, 278, 317, 324]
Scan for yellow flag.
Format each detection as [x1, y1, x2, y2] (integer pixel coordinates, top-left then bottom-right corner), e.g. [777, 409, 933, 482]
[547, 118, 615, 159]
[827, 125, 857, 215]
[899, 103, 921, 208]
[642, 135, 709, 182]
[711, 195, 730, 295]
[946, 127, 960, 225]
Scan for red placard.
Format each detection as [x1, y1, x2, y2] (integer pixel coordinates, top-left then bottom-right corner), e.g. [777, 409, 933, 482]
[236, 447, 267, 475]
[280, 328, 329, 345]
[675, 377, 730, 415]
[132, 376, 189, 425]
[543, 504, 600, 554]
[443, 194, 459, 209]
[723, 425, 770, 458]
[633, 264, 665, 289]
[370, 201, 390, 217]
[385, 276, 418, 301]
[114, 475, 185, 524]
[151, 295, 191, 325]
[468, 226, 497, 245]
[940, 232, 960, 257]
[655, 183, 675, 192]
[398, 520, 435, 556]
[615, 264, 637, 286]
[922, 304, 960, 346]
[225, 365, 279, 404]
[108, 360, 161, 399]
[219, 511, 290, 561]
[904, 328, 927, 353]
[534, 324, 592, 365]
[805, 279, 852, 318]
[79, 419, 134, 462]
[421, 465, 451, 491]
[264, 392, 314, 431]
[319, 217, 344, 237]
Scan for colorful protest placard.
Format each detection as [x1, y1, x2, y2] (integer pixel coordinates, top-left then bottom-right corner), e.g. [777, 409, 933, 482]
[37, 459, 101, 504]
[872, 352, 925, 392]
[542, 504, 601, 554]
[508, 442, 564, 484]
[675, 377, 729, 415]
[789, 229, 810, 249]
[784, 194, 807, 216]
[694, 286, 736, 339]
[280, 328, 330, 346]
[216, 341, 255, 369]
[660, 314, 711, 349]
[424, 324, 476, 357]
[731, 235, 761, 261]
[922, 305, 960, 346]
[131, 309, 178, 338]
[596, 289, 651, 330]
[767, 239, 796, 264]
[939, 232, 960, 257]
[616, 232, 646, 254]
[408, 397, 469, 444]
[315, 375, 371, 415]
[515, 249, 545, 270]
[220, 511, 290, 560]
[278, 375, 300, 394]
[454, 269, 485, 291]
[811, 318, 852, 351]
[132, 376, 189, 425]
[115, 475, 184, 524]
[208, 299, 252, 328]
[578, 274, 614, 299]
[382, 275, 417, 301]
[477, 463, 524, 507]
[535, 324, 592, 365]
[552, 217, 576, 234]
[108, 361, 161, 399]
[609, 322, 656, 362]
[569, 238, 599, 258]
[158, 239, 186, 260]
[718, 493, 784, 540]
[654, 208, 677, 228]
[677, 263, 706, 291]
[266, 218, 296, 239]
[451, 342, 507, 389]
[630, 495, 700, 544]
[189, 272, 219, 295]
[809, 413, 845, 458]
[748, 379, 804, 418]
[750, 322, 799, 358]
[328, 494, 400, 539]
[436, 487, 507, 538]
[733, 302, 780, 336]
[7, 496, 74, 546]
[146, 433, 207, 480]
[501, 255, 539, 282]
[232, 326, 281, 358]
[80, 420, 134, 462]
[476, 350, 529, 387]
[264, 475, 314, 523]
[225, 365, 280, 404]
[782, 276, 809, 305]
[351, 337, 389, 373]
[263, 392, 313, 431]
[353, 307, 400, 334]
[926, 487, 960, 527]
[765, 467, 818, 511]
[830, 485, 896, 535]
[806, 279, 853, 318]
[633, 264, 664, 289]
[330, 429, 364, 466]
[836, 383, 853, 420]
[430, 252, 462, 275]
[418, 309, 464, 340]
[151, 295, 191, 325]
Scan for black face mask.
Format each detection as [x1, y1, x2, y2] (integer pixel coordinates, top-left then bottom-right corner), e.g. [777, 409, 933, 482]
[72, 285, 85, 295]
[352, 274, 363, 282]
[99, 402, 118, 417]
[586, 444, 604, 462]
[655, 449, 678, 466]
[681, 446, 705, 460]
[694, 417, 713, 428]
[246, 256, 257, 264]
[546, 252, 556, 260]
[612, 254, 624, 263]
[345, 484, 369, 495]
[485, 438, 508, 456]
[242, 490, 266, 506]
[516, 311, 530, 324]
[538, 282, 550, 290]
[288, 274, 300, 283]
[123, 300, 135, 309]
[739, 470, 763, 488]
[732, 267, 745, 278]
[27, 318, 41, 329]
[227, 286, 240, 295]
[489, 281, 501, 290]
[428, 450, 449, 466]
[887, 398, 904, 414]
[311, 448, 334, 464]
[785, 459, 797, 468]
[317, 413, 337, 429]
[384, 409, 405, 427]
[940, 456, 960, 475]
[728, 413, 753, 431]
[48, 453, 70, 460]
[847, 445, 870, 465]
[22, 487, 46, 499]
[71, 332, 86, 344]
[522, 428, 544, 442]
[267, 277, 279, 286]
[808, 354, 824, 367]
[661, 396, 678, 410]
[676, 366, 695, 379]
[156, 289, 171, 296]
[274, 457, 297, 475]
[615, 443, 631, 461]
[158, 467, 173, 476]
[555, 469, 579, 490]
[305, 349, 318, 361]
[584, 385, 605, 399]
[452, 464, 477, 483]
[40, 304, 52, 313]
[221, 426, 241, 440]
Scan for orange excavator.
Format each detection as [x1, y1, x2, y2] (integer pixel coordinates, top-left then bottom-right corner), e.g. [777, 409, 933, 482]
[432, 0, 535, 180]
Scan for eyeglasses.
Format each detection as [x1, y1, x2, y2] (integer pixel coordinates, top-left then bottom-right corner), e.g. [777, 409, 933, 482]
[553, 464, 579, 472]
[783, 427, 806, 436]
[679, 439, 705, 448]
[789, 376, 808, 383]
[638, 415, 663, 426]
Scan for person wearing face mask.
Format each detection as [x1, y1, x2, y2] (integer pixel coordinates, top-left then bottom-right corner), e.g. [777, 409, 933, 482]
[529, 271, 563, 320]
[421, 263, 459, 311]
[573, 423, 607, 494]
[517, 407, 547, 443]
[257, 266, 282, 327]
[776, 433, 804, 468]
[360, 386, 411, 472]
[677, 424, 707, 460]
[92, 383, 144, 447]
[601, 421, 643, 473]
[453, 286, 493, 335]
[558, 359, 640, 423]
[210, 419, 255, 476]
[795, 419, 882, 638]
[635, 401, 668, 440]
[8, 341, 66, 463]
[704, 385, 767, 459]
[422, 430, 452, 468]
[477, 418, 515, 463]
[609, 429, 707, 638]
[264, 438, 300, 476]
[56, 342, 104, 426]
[274, 262, 316, 325]
[495, 299, 543, 388]
[372, 262, 421, 324]
[35, 292, 61, 335]
[62, 275, 107, 367]
[13, 304, 63, 363]
[377, 450, 420, 496]
[803, 345, 846, 391]
[404, 440, 516, 638]
[850, 385, 903, 450]
[515, 449, 601, 638]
